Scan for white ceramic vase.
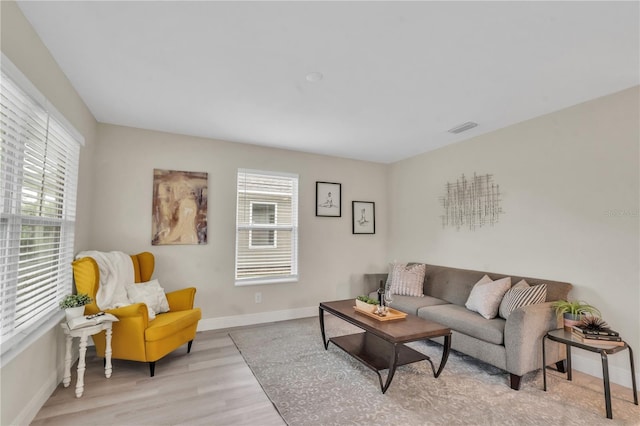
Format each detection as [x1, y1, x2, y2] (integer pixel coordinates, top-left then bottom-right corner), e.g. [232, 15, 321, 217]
[65, 306, 85, 321]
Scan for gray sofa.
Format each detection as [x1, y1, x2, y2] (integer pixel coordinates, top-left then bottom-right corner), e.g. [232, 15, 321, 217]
[366, 263, 573, 390]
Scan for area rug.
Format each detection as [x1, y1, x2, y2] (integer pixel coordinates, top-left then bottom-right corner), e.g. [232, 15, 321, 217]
[229, 316, 639, 426]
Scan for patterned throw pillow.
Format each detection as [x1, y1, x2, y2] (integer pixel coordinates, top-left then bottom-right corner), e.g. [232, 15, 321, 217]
[388, 263, 426, 297]
[498, 279, 547, 319]
[465, 275, 511, 319]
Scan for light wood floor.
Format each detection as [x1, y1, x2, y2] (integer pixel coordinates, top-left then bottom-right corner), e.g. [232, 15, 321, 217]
[30, 329, 286, 426]
[31, 324, 636, 425]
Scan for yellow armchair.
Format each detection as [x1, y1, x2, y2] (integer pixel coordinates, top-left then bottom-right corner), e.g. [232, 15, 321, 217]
[71, 252, 202, 376]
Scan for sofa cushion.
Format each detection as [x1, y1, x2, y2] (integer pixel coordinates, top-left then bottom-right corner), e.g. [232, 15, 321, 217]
[498, 280, 547, 319]
[465, 276, 511, 319]
[388, 262, 426, 297]
[387, 295, 449, 316]
[418, 304, 506, 345]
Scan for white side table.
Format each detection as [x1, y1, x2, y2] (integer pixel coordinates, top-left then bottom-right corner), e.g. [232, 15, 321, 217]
[60, 321, 114, 398]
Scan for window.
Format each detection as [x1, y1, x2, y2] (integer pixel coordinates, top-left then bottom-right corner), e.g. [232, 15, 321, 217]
[236, 169, 298, 285]
[249, 202, 276, 248]
[0, 54, 82, 353]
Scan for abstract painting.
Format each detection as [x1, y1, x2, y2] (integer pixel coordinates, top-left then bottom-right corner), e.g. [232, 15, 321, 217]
[152, 169, 208, 245]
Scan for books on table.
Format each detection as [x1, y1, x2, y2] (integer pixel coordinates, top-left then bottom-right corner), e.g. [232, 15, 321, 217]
[571, 324, 619, 337]
[67, 312, 119, 330]
[571, 326, 624, 347]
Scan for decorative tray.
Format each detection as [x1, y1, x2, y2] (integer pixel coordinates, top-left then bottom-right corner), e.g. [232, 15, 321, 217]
[353, 306, 408, 321]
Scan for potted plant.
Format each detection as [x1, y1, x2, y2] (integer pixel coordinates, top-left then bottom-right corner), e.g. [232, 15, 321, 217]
[355, 295, 379, 313]
[59, 293, 93, 321]
[552, 300, 601, 331]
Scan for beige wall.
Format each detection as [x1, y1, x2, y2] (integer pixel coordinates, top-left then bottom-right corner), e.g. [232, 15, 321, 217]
[1, 1, 98, 425]
[91, 123, 388, 322]
[388, 86, 640, 387]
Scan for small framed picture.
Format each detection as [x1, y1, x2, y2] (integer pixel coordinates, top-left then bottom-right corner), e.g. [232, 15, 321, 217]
[352, 201, 375, 234]
[316, 181, 341, 217]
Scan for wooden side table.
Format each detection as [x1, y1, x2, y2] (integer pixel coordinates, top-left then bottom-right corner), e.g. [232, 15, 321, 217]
[60, 321, 114, 398]
[542, 328, 638, 419]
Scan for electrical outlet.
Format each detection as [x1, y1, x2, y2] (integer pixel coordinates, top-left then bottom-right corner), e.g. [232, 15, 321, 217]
[254, 292, 262, 303]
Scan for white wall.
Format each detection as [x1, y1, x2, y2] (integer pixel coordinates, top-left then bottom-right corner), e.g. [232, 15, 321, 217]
[0, 2, 98, 425]
[91, 123, 388, 325]
[388, 86, 640, 388]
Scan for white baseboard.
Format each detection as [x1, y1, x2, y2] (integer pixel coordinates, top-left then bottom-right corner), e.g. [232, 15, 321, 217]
[197, 306, 317, 331]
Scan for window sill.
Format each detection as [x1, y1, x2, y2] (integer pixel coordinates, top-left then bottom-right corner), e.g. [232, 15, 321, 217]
[235, 276, 298, 286]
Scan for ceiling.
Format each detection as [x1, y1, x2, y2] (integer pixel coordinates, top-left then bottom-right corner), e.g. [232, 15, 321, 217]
[16, 1, 639, 164]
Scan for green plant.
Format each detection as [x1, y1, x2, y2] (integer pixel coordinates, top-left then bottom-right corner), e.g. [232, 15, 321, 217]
[356, 295, 379, 305]
[59, 293, 92, 309]
[551, 300, 601, 318]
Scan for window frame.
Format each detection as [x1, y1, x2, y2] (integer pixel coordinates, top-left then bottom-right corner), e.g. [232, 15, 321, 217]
[235, 169, 298, 286]
[249, 201, 278, 249]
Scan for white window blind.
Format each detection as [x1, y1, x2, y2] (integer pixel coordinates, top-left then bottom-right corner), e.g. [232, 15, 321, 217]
[236, 169, 298, 285]
[0, 59, 81, 350]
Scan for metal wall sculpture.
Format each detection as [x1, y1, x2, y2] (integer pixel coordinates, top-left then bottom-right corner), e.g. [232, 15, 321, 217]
[439, 173, 503, 231]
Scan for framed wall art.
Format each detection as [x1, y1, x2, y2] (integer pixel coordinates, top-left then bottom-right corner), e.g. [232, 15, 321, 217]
[152, 169, 208, 245]
[316, 181, 341, 217]
[352, 201, 375, 234]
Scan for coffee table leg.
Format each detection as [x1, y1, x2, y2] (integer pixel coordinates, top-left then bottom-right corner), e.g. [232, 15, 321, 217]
[381, 344, 400, 394]
[319, 306, 329, 350]
[433, 333, 452, 378]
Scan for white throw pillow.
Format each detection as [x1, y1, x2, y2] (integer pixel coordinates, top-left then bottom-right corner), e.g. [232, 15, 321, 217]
[387, 262, 426, 297]
[125, 279, 170, 320]
[465, 276, 511, 319]
[499, 279, 547, 319]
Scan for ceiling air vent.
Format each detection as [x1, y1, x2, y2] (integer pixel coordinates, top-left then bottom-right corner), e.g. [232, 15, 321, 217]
[448, 121, 478, 134]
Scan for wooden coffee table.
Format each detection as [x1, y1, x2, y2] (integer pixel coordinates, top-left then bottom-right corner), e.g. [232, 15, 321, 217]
[319, 299, 451, 393]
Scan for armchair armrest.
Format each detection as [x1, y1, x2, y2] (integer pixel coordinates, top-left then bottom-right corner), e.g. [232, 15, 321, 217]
[166, 287, 197, 311]
[504, 301, 565, 376]
[105, 303, 149, 334]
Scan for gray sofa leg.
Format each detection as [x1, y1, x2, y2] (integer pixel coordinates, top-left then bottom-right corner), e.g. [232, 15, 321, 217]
[510, 374, 522, 390]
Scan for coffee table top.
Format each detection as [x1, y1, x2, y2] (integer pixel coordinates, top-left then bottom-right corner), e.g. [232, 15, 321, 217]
[320, 299, 450, 344]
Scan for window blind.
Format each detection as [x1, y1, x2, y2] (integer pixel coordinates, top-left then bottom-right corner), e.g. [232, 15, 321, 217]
[0, 62, 81, 350]
[235, 169, 298, 285]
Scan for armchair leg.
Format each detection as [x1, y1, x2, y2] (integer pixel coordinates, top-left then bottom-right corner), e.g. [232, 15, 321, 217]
[187, 340, 193, 353]
[555, 360, 567, 373]
[510, 374, 522, 390]
[149, 362, 155, 377]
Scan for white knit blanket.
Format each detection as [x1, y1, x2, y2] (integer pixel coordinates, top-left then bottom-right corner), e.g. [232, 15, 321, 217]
[76, 251, 134, 310]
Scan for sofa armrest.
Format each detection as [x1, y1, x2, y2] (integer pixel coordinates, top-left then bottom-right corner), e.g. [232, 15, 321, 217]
[105, 303, 150, 331]
[363, 274, 388, 295]
[504, 302, 565, 376]
[166, 287, 197, 311]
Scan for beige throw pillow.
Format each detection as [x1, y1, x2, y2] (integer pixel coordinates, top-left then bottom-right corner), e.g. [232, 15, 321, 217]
[125, 279, 170, 320]
[388, 263, 426, 297]
[465, 275, 511, 319]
